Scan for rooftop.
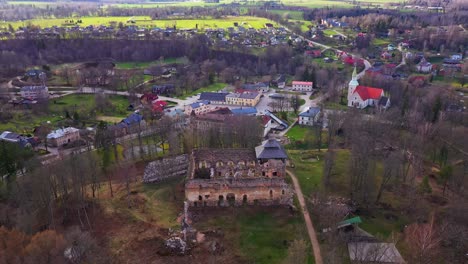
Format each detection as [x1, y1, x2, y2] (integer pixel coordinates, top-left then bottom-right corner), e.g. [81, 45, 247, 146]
[199, 92, 229, 102]
[299, 107, 321, 118]
[255, 139, 288, 160]
[47, 127, 79, 139]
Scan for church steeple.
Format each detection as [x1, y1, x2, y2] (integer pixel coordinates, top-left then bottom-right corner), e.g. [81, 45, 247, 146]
[352, 66, 357, 80]
[348, 66, 359, 107]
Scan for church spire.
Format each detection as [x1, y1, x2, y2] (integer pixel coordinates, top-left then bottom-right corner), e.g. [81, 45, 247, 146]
[352, 66, 357, 80]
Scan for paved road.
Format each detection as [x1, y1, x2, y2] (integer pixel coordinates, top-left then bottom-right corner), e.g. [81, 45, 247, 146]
[286, 26, 371, 79]
[286, 170, 323, 264]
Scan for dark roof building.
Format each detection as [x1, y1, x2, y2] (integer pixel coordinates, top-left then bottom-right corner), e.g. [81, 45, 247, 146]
[199, 92, 229, 103]
[255, 139, 288, 161]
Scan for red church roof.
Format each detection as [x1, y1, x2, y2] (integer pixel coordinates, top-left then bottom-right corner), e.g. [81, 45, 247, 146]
[354, 85, 383, 100]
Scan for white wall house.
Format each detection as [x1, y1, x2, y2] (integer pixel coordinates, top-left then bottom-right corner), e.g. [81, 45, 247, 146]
[20, 86, 49, 100]
[47, 127, 80, 147]
[292, 81, 313, 92]
[298, 107, 321, 126]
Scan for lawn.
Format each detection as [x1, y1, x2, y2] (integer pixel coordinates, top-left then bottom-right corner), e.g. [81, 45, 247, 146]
[177, 82, 227, 99]
[1, 15, 278, 31]
[193, 207, 313, 264]
[288, 149, 350, 197]
[289, 19, 314, 32]
[286, 125, 329, 150]
[372, 38, 391, 46]
[51, 94, 130, 117]
[323, 101, 348, 111]
[0, 94, 132, 133]
[115, 57, 188, 69]
[268, 10, 304, 20]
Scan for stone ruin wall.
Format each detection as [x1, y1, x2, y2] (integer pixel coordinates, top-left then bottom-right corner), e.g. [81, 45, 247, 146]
[143, 154, 189, 183]
[185, 178, 293, 207]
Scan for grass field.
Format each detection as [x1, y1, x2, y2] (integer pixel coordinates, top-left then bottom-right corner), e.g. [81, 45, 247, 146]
[177, 82, 227, 99]
[288, 149, 350, 196]
[115, 57, 187, 69]
[0, 94, 132, 133]
[194, 207, 313, 264]
[268, 9, 304, 20]
[286, 125, 329, 150]
[0, 15, 277, 31]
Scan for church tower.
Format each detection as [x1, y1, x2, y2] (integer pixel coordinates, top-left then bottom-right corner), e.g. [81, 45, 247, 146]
[347, 66, 359, 107]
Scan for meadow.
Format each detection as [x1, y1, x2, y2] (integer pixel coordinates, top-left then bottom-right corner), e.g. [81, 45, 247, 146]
[0, 15, 278, 31]
[0, 94, 131, 133]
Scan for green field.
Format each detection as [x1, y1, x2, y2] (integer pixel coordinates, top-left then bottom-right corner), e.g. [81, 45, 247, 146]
[268, 9, 304, 20]
[177, 82, 227, 99]
[286, 125, 329, 150]
[0, 94, 132, 133]
[194, 207, 313, 264]
[115, 57, 188, 69]
[288, 149, 350, 196]
[0, 15, 278, 31]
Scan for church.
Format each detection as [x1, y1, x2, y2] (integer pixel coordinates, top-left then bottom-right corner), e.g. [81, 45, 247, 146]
[347, 67, 390, 109]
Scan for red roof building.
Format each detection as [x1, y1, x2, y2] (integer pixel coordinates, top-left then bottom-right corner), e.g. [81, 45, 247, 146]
[354, 86, 384, 101]
[152, 100, 168, 112]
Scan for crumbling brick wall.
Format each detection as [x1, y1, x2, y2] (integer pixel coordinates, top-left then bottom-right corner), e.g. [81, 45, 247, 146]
[185, 178, 293, 207]
[143, 155, 189, 183]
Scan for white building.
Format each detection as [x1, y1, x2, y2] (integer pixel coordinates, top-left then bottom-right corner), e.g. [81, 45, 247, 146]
[47, 127, 80, 147]
[416, 59, 432, 73]
[20, 86, 49, 100]
[298, 107, 321, 126]
[347, 67, 390, 109]
[292, 81, 313, 92]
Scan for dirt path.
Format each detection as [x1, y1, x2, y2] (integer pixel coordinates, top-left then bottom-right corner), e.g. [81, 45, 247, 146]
[286, 170, 323, 264]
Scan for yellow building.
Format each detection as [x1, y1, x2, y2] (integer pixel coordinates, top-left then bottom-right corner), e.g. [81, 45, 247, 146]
[226, 92, 261, 106]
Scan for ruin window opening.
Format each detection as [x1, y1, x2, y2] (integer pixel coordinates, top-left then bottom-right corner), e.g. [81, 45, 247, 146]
[282, 189, 285, 195]
[198, 195, 202, 201]
[218, 195, 224, 206]
[243, 194, 247, 205]
[269, 190, 273, 198]
[273, 171, 278, 176]
[227, 193, 235, 206]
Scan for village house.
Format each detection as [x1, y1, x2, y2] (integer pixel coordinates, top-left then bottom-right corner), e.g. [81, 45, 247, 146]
[348, 67, 390, 109]
[225, 92, 261, 107]
[298, 107, 321, 126]
[292, 81, 313, 92]
[199, 92, 229, 105]
[20, 86, 49, 100]
[271, 75, 286, 89]
[241, 82, 269, 93]
[260, 115, 272, 137]
[185, 101, 212, 115]
[185, 139, 292, 207]
[0, 131, 37, 148]
[152, 84, 175, 95]
[108, 113, 146, 138]
[46, 127, 81, 147]
[416, 58, 433, 73]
